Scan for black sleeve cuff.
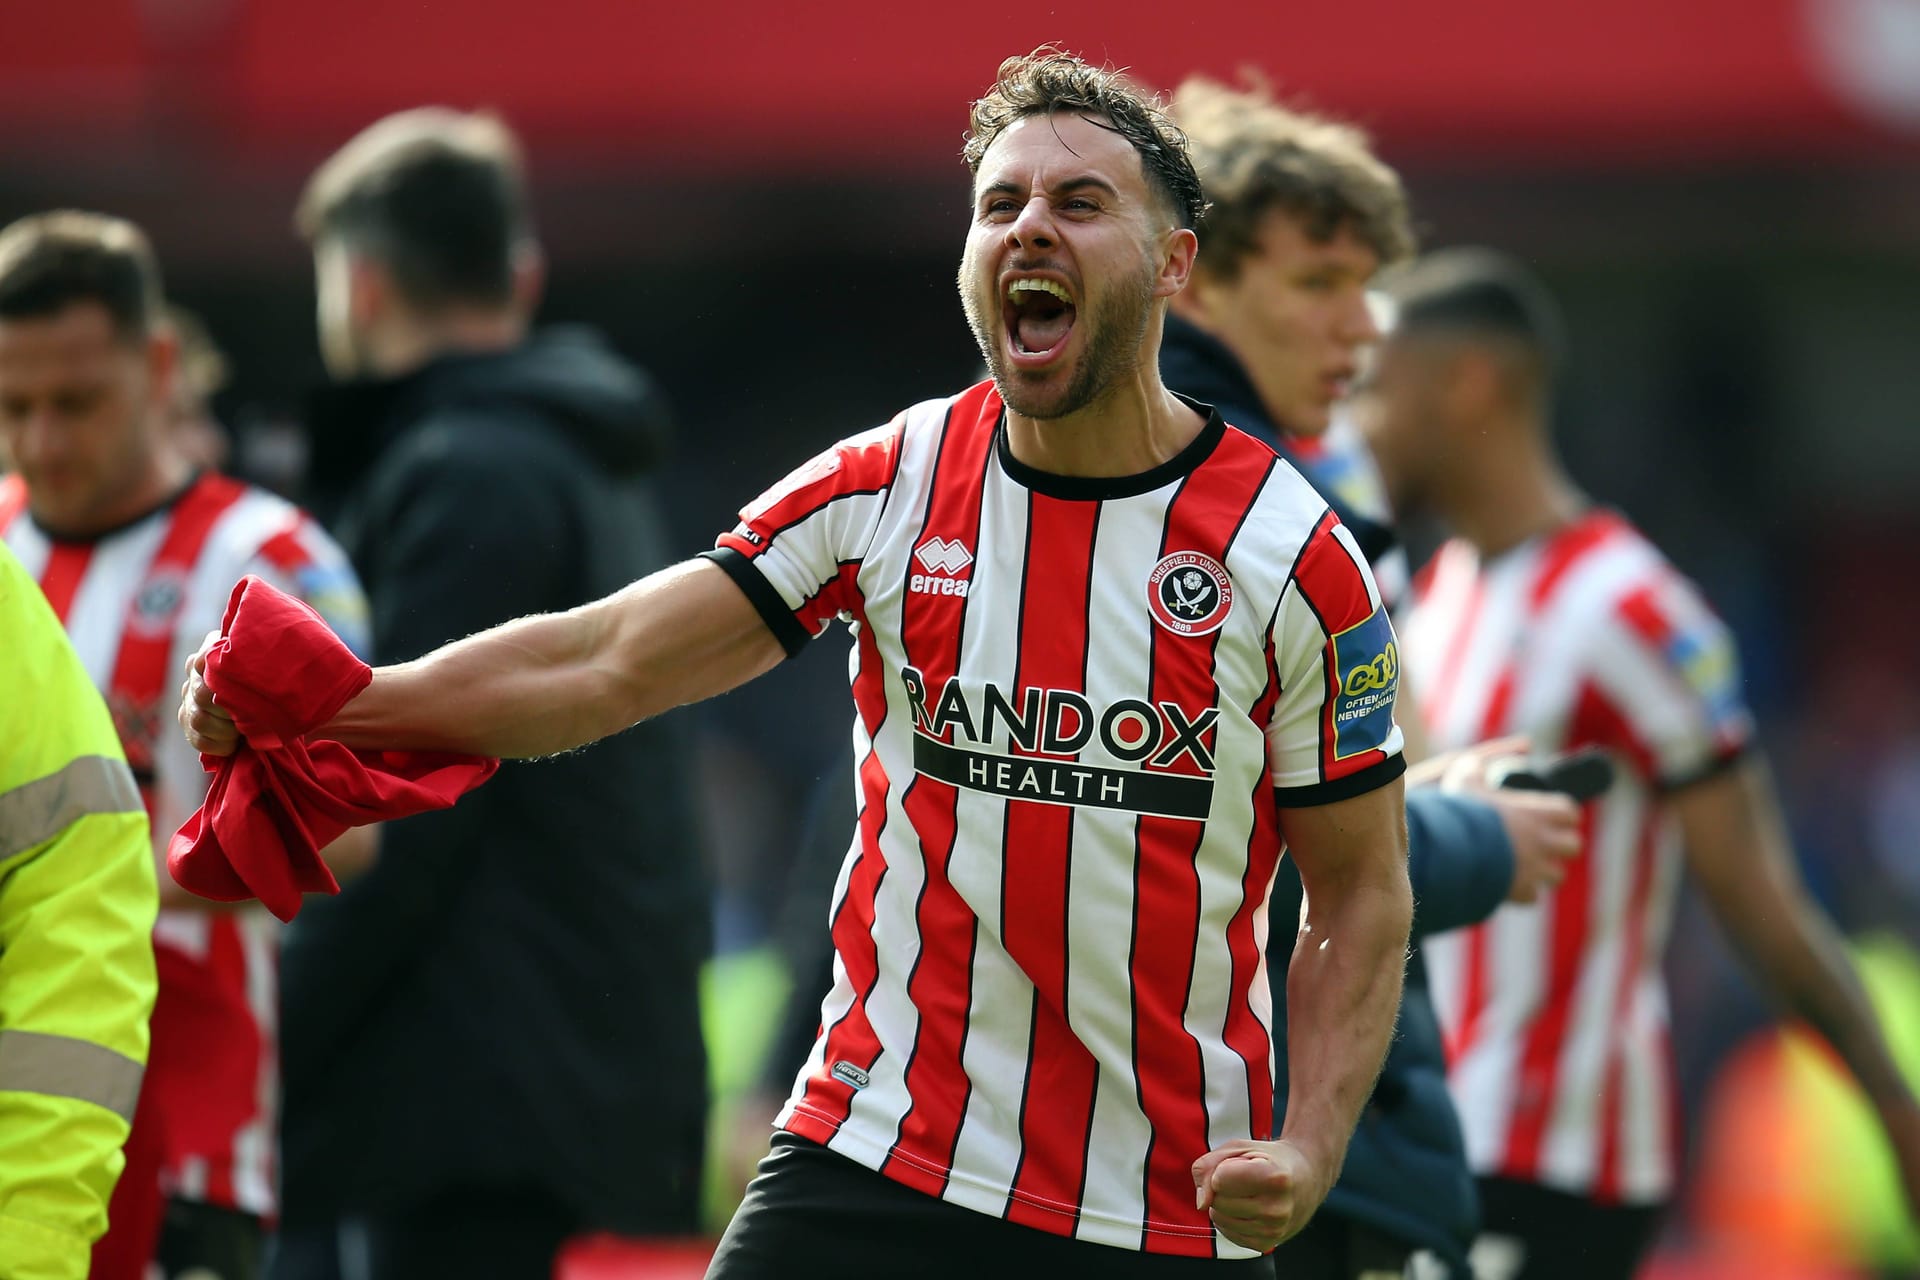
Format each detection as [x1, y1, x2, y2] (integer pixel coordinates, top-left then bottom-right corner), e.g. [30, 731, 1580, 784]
[700, 547, 812, 659]
[1272, 752, 1408, 809]
[1657, 742, 1751, 794]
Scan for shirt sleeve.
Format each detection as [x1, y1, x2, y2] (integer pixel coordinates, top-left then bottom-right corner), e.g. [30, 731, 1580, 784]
[242, 515, 373, 662]
[1266, 514, 1407, 806]
[1587, 572, 1754, 790]
[702, 420, 903, 657]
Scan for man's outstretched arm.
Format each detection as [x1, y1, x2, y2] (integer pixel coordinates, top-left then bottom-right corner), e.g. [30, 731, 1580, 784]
[182, 558, 787, 761]
[1194, 775, 1412, 1251]
[1678, 756, 1920, 1222]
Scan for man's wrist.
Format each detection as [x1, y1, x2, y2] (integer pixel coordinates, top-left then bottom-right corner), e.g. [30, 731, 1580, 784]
[1271, 1130, 1342, 1194]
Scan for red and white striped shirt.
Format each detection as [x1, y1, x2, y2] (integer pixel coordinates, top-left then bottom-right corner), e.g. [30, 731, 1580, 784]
[0, 471, 368, 1215]
[707, 382, 1405, 1257]
[1402, 510, 1751, 1205]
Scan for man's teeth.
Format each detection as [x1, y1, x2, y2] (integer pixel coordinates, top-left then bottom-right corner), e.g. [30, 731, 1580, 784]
[1007, 279, 1073, 305]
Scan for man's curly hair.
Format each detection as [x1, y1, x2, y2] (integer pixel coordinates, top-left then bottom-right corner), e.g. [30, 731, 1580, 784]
[1172, 76, 1415, 279]
[963, 49, 1207, 231]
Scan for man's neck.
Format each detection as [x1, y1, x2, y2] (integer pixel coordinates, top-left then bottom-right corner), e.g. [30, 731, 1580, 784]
[1002, 367, 1205, 480]
[367, 311, 526, 380]
[1442, 423, 1587, 559]
[42, 451, 192, 540]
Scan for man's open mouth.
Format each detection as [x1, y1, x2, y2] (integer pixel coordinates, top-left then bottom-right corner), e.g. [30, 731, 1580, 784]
[1004, 277, 1077, 359]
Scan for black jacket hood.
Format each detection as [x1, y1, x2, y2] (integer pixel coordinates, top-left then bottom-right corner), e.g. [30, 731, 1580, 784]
[1160, 312, 1400, 568]
[1159, 312, 1281, 449]
[306, 326, 670, 495]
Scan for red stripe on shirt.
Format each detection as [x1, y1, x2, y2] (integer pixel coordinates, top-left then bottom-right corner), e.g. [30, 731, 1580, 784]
[1002, 490, 1102, 1236]
[1216, 452, 1286, 1152]
[795, 562, 862, 638]
[1448, 519, 1618, 1071]
[1443, 659, 1519, 1066]
[793, 386, 996, 1152]
[788, 614, 894, 1141]
[1499, 768, 1598, 1180]
[1531, 511, 1628, 609]
[37, 541, 95, 623]
[727, 416, 906, 547]
[1226, 640, 1286, 1138]
[1500, 676, 1660, 1178]
[0, 474, 27, 533]
[254, 522, 314, 576]
[883, 391, 996, 1197]
[1129, 444, 1274, 1253]
[1594, 808, 1660, 1204]
[106, 475, 248, 782]
[1291, 513, 1370, 626]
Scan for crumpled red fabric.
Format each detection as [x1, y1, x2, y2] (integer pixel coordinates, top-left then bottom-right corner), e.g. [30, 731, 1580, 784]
[167, 575, 499, 921]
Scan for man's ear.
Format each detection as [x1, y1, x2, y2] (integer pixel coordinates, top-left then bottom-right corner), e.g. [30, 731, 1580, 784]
[1155, 226, 1199, 302]
[347, 253, 389, 328]
[510, 241, 545, 318]
[1443, 347, 1506, 422]
[144, 324, 179, 419]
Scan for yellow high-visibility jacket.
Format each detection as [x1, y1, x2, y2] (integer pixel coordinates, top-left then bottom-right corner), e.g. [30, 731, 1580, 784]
[0, 541, 158, 1280]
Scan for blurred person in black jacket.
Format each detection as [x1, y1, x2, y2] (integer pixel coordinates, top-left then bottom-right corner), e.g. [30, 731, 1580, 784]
[267, 109, 710, 1280]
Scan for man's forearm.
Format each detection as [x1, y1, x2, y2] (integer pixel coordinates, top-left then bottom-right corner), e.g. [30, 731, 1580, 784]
[316, 560, 786, 760]
[1280, 870, 1412, 1170]
[1728, 900, 1916, 1114]
[1686, 762, 1919, 1121]
[324, 602, 624, 758]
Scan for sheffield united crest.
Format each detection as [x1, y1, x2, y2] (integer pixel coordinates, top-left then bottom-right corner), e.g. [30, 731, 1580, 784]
[1146, 552, 1233, 636]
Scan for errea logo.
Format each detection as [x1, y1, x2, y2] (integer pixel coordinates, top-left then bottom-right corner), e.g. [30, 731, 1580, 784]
[915, 537, 972, 574]
[911, 536, 973, 597]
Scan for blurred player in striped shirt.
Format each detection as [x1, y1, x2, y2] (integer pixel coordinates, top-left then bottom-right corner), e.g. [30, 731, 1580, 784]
[1359, 247, 1920, 1278]
[0, 211, 374, 1280]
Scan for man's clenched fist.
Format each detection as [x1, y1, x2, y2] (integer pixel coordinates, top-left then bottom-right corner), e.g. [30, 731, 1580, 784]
[179, 630, 240, 756]
[1192, 1138, 1328, 1252]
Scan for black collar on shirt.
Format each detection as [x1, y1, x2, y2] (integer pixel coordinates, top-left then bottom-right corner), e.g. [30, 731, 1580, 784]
[993, 392, 1227, 501]
[25, 471, 203, 545]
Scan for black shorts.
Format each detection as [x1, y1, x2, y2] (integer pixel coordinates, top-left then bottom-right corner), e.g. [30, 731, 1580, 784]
[1269, 1210, 1413, 1280]
[157, 1199, 264, 1280]
[708, 1133, 1271, 1279]
[1471, 1177, 1665, 1280]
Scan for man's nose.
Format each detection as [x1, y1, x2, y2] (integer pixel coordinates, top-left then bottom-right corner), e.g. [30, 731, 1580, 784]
[15, 407, 79, 469]
[1005, 196, 1058, 252]
[1339, 291, 1381, 345]
[14, 407, 62, 460]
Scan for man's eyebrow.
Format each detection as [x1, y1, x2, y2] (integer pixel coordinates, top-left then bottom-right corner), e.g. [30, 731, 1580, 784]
[976, 175, 1122, 204]
[1055, 176, 1120, 199]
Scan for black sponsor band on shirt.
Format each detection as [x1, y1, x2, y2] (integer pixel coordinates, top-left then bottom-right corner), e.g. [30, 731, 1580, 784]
[912, 733, 1213, 820]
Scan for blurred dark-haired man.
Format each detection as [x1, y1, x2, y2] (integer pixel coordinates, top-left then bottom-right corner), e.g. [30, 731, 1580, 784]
[1163, 79, 1581, 1280]
[185, 52, 1415, 1277]
[1364, 246, 1920, 1279]
[268, 107, 711, 1280]
[0, 210, 371, 1280]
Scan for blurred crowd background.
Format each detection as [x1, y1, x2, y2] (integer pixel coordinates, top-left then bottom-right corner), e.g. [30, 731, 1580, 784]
[8, 1, 1918, 1274]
